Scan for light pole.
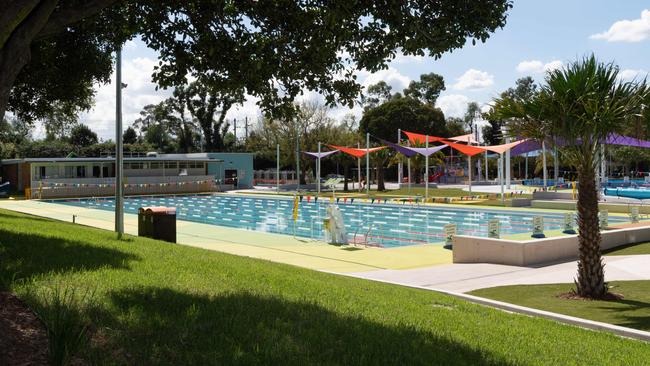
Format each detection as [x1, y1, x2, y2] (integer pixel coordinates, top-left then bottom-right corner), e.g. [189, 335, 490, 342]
[115, 46, 124, 239]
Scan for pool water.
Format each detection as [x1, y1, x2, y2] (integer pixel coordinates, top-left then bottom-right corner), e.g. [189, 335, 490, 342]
[55, 194, 628, 248]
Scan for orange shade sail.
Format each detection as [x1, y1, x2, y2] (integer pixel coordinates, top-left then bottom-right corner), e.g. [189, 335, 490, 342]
[402, 130, 447, 144]
[444, 141, 485, 156]
[326, 144, 387, 158]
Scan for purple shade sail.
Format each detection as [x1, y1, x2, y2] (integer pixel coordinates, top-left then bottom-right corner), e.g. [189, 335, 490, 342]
[302, 150, 339, 159]
[511, 134, 650, 156]
[380, 138, 448, 157]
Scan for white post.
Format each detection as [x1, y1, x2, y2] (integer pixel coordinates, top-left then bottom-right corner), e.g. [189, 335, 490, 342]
[468, 155, 472, 193]
[357, 142, 361, 193]
[317, 141, 321, 195]
[525, 152, 529, 180]
[505, 135, 511, 189]
[115, 46, 124, 239]
[499, 154, 505, 204]
[407, 158, 411, 193]
[276, 143, 280, 193]
[296, 130, 300, 190]
[397, 128, 402, 187]
[425, 135, 429, 202]
[554, 146, 559, 183]
[542, 141, 548, 188]
[366, 132, 370, 195]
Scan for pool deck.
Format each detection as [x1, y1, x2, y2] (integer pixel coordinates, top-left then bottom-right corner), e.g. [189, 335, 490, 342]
[0, 199, 451, 273]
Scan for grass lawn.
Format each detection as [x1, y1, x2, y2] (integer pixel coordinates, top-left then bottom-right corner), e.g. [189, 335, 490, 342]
[470, 281, 650, 332]
[605, 241, 650, 256]
[1, 209, 649, 365]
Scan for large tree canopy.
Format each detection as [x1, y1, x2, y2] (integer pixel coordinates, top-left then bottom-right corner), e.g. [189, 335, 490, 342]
[1, 0, 512, 127]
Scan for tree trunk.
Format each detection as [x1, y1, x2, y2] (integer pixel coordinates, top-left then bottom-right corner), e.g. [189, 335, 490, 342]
[575, 162, 607, 298]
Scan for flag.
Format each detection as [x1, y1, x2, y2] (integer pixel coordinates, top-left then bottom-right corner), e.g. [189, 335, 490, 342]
[292, 195, 299, 222]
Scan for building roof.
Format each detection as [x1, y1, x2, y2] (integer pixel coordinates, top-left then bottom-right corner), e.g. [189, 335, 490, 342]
[0, 157, 224, 165]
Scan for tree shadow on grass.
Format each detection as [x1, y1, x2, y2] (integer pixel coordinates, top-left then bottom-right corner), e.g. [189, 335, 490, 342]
[90, 286, 516, 366]
[0, 228, 140, 283]
[595, 298, 650, 331]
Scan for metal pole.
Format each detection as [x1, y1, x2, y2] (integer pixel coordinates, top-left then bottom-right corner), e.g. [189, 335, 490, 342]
[276, 143, 280, 193]
[397, 128, 402, 187]
[115, 46, 124, 239]
[425, 135, 429, 202]
[500, 154, 505, 204]
[485, 151, 489, 181]
[357, 142, 361, 192]
[542, 141, 548, 188]
[366, 132, 370, 196]
[554, 146, 559, 183]
[296, 130, 300, 191]
[408, 158, 411, 193]
[317, 141, 321, 195]
[505, 134, 511, 189]
[468, 155, 472, 193]
[234, 118, 237, 145]
[525, 152, 529, 180]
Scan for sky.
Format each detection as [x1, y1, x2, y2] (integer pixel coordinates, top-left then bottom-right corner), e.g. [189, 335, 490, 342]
[70, 1, 650, 141]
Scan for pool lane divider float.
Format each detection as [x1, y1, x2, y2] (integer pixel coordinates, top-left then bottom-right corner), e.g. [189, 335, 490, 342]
[295, 192, 525, 206]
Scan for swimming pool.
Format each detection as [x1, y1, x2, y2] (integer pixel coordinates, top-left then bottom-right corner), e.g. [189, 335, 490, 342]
[55, 194, 628, 248]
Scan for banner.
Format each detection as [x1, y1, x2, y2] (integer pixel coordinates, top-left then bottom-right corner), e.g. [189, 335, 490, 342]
[292, 195, 299, 222]
[488, 219, 500, 239]
[532, 216, 545, 238]
[444, 223, 456, 247]
[562, 212, 576, 234]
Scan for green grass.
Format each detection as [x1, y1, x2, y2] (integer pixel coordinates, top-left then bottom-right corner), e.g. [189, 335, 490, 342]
[470, 282, 650, 332]
[605, 241, 650, 256]
[1, 209, 649, 365]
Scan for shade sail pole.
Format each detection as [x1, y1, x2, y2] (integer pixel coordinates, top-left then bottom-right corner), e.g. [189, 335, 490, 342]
[317, 141, 321, 195]
[357, 142, 361, 192]
[554, 145, 559, 183]
[500, 154, 505, 204]
[296, 130, 300, 191]
[408, 158, 411, 193]
[366, 132, 370, 196]
[485, 151, 489, 181]
[505, 128, 511, 189]
[276, 143, 280, 193]
[542, 141, 548, 188]
[425, 135, 429, 202]
[468, 135, 472, 193]
[115, 46, 124, 239]
[397, 128, 402, 187]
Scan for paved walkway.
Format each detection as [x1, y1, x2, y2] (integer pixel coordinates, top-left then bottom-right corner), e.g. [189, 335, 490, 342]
[349, 254, 650, 293]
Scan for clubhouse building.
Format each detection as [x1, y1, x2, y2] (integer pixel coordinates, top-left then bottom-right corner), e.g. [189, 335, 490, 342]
[0, 152, 253, 199]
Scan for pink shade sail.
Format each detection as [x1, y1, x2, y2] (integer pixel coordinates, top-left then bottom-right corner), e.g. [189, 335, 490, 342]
[480, 140, 527, 154]
[448, 133, 479, 144]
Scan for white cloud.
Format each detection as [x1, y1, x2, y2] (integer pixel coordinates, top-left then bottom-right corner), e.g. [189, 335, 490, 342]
[436, 94, 470, 118]
[391, 50, 425, 64]
[516, 59, 563, 74]
[452, 69, 494, 90]
[590, 9, 650, 42]
[79, 56, 172, 140]
[618, 68, 648, 81]
[358, 67, 411, 93]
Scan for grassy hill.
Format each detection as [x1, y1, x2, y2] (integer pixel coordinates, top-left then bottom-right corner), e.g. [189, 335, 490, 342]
[0, 208, 648, 365]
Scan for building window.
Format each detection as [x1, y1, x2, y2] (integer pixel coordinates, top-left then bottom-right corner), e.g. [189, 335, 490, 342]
[164, 161, 177, 170]
[76, 166, 86, 178]
[150, 162, 162, 169]
[39, 166, 46, 179]
[179, 162, 189, 169]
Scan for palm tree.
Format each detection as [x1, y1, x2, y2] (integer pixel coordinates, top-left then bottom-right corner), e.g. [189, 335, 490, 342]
[493, 55, 646, 299]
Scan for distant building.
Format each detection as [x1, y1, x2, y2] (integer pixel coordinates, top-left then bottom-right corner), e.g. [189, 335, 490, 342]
[0, 152, 253, 199]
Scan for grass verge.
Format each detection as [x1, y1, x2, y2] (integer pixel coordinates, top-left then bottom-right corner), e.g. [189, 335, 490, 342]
[0, 208, 648, 365]
[469, 281, 650, 332]
[605, 241, 650, 256]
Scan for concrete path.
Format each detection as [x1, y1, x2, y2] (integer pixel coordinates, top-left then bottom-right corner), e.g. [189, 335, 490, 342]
[349, 254, 650, 293]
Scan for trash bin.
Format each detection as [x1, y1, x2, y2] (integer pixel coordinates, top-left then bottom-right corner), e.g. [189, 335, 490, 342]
[138, 206, 177, 243]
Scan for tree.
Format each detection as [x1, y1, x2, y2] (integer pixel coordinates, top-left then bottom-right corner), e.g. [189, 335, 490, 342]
[445, 117, 467, 137]
[503, 76, 538, 101]
[361, 81, 393, 110]
[464, 102, 481, 134]
[123, 126, 138, 144]
[2, 1, 512, 132]
[144, 123, 172, 152]
[182, 82, 236, 152]
[69, 124, 98, 147]
[493, 55, 646, 299]
[403, 73, 446, 105]
[1, 2, 131, 123]
[360, 97, 448, 190]
[482, 118, 503, 146]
